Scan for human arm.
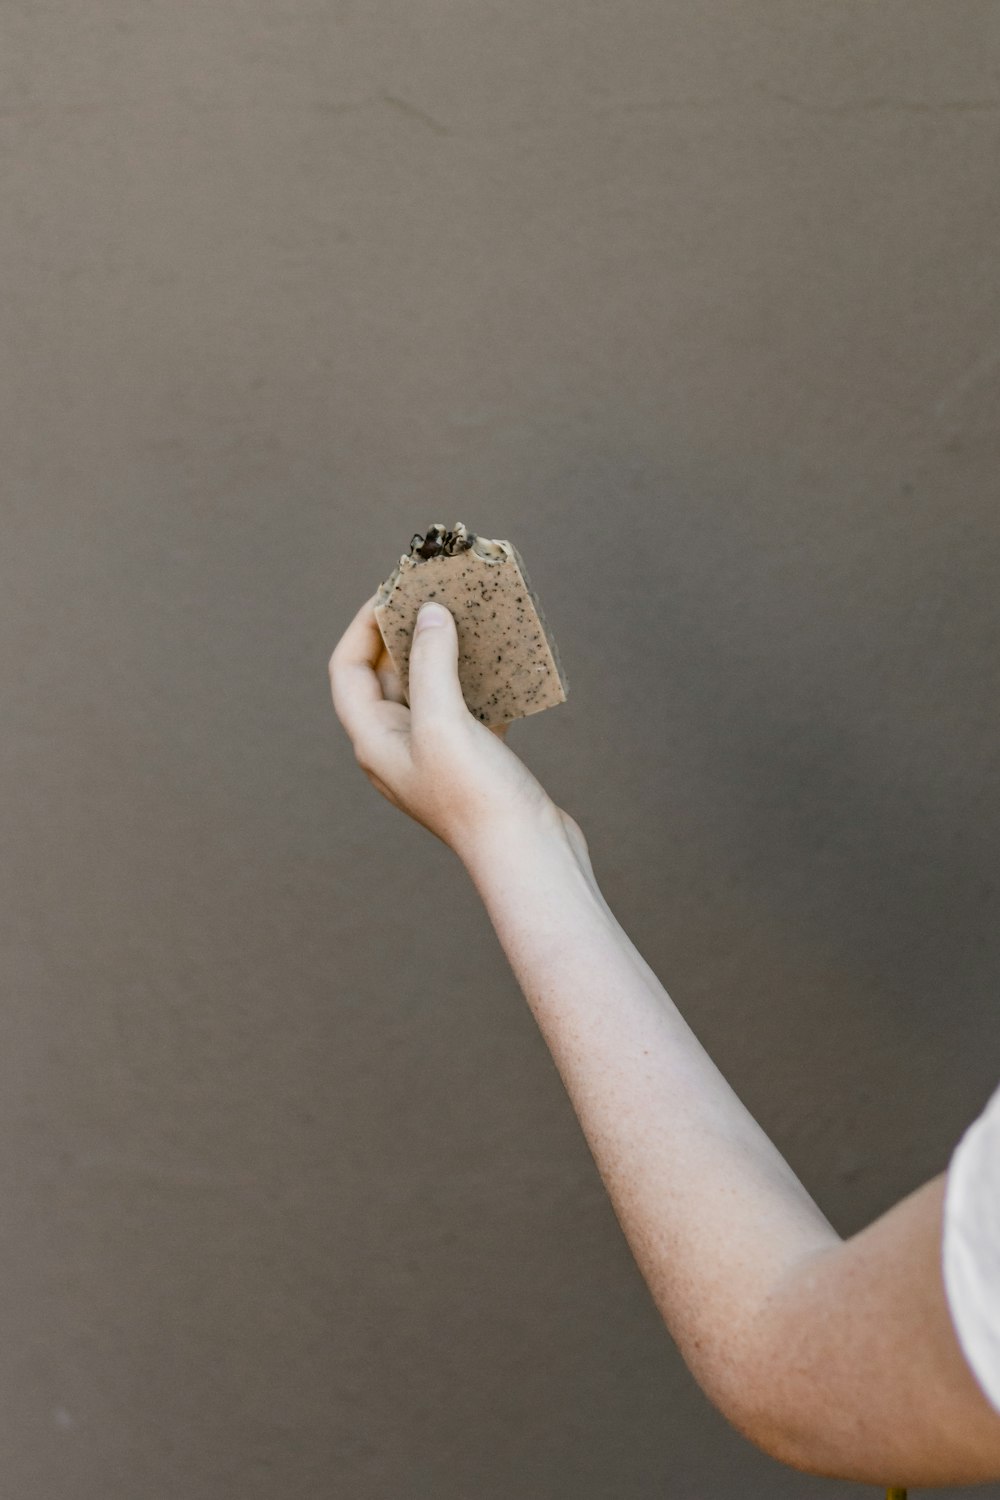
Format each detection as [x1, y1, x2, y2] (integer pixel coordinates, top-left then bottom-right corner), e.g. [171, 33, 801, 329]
[328, 593, 1000, 1486]
[458, 809, 1000, 1487]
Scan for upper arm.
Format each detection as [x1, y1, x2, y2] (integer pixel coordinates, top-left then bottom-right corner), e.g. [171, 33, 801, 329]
[727, 1175, 1000, 1487]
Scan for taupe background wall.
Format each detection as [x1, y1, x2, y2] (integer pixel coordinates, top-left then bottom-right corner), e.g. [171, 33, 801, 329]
[2, 2, 999, 1495]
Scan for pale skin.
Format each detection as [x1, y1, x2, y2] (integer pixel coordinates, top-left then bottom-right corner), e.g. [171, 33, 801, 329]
[329, 592, 1000, 1487]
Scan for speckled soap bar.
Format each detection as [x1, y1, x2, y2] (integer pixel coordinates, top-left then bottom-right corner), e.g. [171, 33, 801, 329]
[374, 522, 569, 728]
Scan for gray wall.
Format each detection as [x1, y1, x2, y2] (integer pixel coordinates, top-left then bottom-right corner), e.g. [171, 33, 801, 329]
[3, 2, 999, 1495]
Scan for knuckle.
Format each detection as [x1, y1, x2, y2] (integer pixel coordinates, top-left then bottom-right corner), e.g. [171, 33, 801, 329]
[353, 739, 376, 775]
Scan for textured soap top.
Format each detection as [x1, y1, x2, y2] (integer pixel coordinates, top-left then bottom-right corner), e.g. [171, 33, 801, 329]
[374, 523, 569, 728]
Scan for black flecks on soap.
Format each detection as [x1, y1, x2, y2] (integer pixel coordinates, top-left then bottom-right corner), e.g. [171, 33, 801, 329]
[374, 535, 567, 729]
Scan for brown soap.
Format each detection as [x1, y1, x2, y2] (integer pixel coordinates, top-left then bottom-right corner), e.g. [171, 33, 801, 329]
[374, 522, 569, 728]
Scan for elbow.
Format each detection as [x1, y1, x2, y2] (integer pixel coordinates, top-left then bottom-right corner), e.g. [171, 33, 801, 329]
[678, 1306, 844, 1479]
[693, 1356, 812, 1473]
[712, 1379, 833, 1477]
[668, 1243, 856, 1479]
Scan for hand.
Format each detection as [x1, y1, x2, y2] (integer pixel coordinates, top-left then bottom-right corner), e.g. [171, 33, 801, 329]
[328, 593, 563, 857]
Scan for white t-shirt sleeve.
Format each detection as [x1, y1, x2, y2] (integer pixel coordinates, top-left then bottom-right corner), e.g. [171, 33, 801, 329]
[942, 1080, 1000, 1413]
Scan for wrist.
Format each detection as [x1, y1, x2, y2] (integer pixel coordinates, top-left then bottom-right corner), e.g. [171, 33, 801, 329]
[455, 798, 594, 885]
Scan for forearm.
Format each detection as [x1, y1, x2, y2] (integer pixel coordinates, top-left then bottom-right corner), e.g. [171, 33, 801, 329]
[332, 582, 1000, 1483]
[459, 805, 839, 1423]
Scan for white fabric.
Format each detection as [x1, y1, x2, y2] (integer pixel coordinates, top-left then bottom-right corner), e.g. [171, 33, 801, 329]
[943, 1080, 1000, 1413]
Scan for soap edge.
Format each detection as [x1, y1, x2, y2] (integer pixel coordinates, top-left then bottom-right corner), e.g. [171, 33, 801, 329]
[373, 536, 570, 711]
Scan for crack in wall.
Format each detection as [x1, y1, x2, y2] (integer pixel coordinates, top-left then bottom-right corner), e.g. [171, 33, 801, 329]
[0, 93, 453, 135]
[759, 84, 1000, 116]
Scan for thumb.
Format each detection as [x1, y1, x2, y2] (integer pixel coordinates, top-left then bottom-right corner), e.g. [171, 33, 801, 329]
[408, 601, 470, 728]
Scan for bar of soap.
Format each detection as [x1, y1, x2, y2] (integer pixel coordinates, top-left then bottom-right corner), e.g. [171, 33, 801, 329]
[374, 522, 569, 728]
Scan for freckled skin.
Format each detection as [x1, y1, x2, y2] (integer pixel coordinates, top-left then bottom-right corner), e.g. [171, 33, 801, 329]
[332, 559, 1000, 1492]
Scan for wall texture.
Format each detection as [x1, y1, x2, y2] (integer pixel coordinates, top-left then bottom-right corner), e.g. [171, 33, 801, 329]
[3, 2, 1000, 1495]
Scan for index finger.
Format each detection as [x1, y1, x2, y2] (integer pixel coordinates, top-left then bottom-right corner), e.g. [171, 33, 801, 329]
[328, 592, 401, 745]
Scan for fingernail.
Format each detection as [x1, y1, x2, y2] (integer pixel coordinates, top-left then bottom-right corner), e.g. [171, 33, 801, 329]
[416, 602, 449, 630]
